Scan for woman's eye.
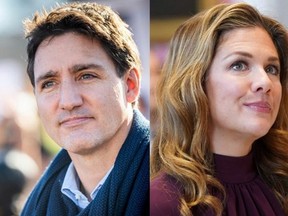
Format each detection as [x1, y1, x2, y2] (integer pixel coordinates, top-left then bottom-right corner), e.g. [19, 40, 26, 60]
[266, 65, 280, 76]
[231, 61, 248, 71]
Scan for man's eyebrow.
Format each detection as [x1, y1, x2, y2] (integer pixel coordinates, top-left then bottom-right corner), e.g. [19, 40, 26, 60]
[35, 64, 106, 85]
[70, 63, 106, 73]
[35, 70, 58, 85]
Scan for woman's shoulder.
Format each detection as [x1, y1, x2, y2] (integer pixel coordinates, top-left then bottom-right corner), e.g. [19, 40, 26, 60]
[150, 172, 182, 216]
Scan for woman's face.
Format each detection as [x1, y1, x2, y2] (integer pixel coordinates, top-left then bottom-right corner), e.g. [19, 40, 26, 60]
[206, 27, 282, 155]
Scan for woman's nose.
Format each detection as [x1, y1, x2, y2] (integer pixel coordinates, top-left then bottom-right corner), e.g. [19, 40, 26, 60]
[250, 68, 272, 94]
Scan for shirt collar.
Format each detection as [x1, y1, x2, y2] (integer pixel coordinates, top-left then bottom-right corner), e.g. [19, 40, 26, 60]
[61, 162, 113, 209]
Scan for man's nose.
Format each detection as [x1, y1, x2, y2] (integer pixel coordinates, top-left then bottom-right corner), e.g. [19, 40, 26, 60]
[59, 80, 83, 111]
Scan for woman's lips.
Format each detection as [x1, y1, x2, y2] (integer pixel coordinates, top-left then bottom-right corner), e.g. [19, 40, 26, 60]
[244, 101, 272, 113]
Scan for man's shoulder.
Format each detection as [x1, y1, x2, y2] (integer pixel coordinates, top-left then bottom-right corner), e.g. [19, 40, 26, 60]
[33, 149, 70, 187]
[129, 109, 150, 143]
[133, 109, 150, 131]
[20, 149, 70, 215]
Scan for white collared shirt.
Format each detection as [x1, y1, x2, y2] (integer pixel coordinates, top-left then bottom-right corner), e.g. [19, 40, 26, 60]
[61, 162, 113, 209]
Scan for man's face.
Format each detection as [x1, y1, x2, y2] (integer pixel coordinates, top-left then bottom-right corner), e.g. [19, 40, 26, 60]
[34, 32, 135, 155]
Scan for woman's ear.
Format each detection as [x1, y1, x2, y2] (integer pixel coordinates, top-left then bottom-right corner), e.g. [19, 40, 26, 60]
[124, 68, 140, 103]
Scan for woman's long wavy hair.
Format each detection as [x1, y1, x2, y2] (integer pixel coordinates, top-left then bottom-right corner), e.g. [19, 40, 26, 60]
[151, 3, 288, 215]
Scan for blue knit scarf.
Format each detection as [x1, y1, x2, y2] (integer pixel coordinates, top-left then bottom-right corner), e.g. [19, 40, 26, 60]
[21, 110, 149, 216]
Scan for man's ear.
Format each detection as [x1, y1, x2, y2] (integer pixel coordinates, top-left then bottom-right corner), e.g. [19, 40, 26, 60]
[124, 68, 140, 103]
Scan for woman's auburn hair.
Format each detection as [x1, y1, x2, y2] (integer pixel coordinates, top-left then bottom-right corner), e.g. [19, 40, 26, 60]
[151, 3, 288, 216]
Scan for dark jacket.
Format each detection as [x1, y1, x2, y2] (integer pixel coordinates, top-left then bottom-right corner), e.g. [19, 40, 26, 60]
[21, 110, 150, 216]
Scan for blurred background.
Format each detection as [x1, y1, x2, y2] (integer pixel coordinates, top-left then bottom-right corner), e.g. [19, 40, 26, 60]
[150, 0, 288, 137]
[0, 0, 149, 215]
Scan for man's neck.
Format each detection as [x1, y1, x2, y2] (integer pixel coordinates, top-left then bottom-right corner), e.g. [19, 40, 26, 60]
[68, 111, 134, 196]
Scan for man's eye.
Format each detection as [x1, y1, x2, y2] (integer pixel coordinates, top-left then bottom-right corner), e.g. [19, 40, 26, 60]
[80, 74, 96, 80]
[41, 81, 55, 89]
[231, 61, 248, 71]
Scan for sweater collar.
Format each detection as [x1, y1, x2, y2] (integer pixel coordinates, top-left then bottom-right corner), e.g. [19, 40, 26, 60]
[213, 151, 257, 183]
